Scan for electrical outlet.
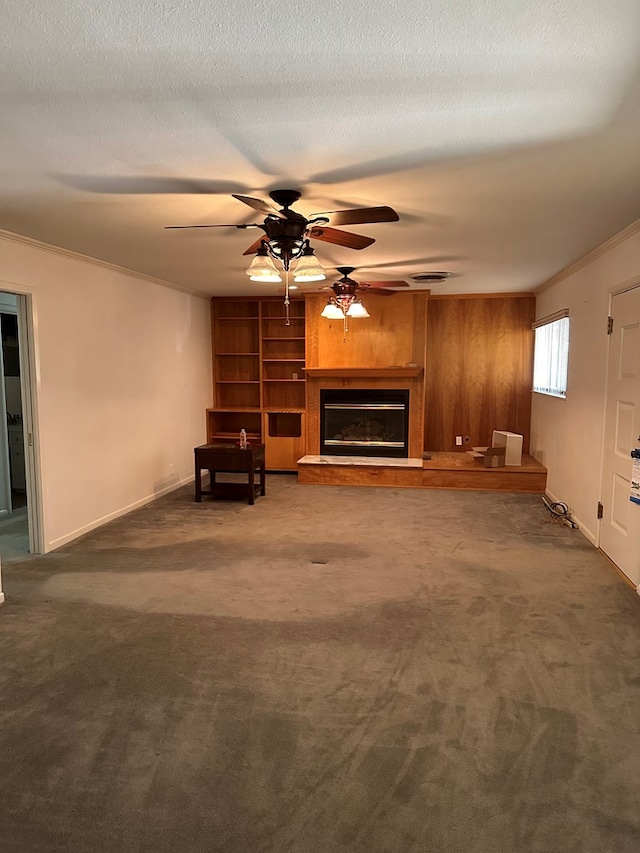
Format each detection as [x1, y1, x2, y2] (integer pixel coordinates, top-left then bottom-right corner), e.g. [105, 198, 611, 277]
[455, 435, 463, 446]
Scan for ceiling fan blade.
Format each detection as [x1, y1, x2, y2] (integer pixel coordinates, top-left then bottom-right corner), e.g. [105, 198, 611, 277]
[242, 236, 269, 255]
[308, 226, 375, 250]
[360, 288, 397, 296]
[359, 280, 410, 288]
[232, 194, 287, 219]
[65, 176, 247, 195]
[310, 206, 399, 227]
[165, 223, 260, 230]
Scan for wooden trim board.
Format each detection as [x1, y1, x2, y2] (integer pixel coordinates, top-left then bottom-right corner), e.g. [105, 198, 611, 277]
[304, 367, 423, 378]
[297, 452, 547, 492]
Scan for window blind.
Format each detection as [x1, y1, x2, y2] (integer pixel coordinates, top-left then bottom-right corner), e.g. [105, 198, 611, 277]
[533, 313, 570, 398]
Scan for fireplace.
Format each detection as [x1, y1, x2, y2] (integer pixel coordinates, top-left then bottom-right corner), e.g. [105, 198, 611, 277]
[320, 389, 410, 457]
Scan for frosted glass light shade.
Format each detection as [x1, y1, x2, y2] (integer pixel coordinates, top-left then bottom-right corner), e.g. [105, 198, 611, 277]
[249, 271, 282, 282]
[293, 253, 326, 282]
[321, 301, 344, 320]
[346, 300, 370, 318]
[246, 250, 282, 282]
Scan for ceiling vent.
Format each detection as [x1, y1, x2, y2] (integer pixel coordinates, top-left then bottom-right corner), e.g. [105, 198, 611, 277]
[409, 271, 453, 283]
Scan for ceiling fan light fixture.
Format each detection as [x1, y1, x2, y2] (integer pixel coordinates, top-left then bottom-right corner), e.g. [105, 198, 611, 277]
[246, 244, 283, 282]
[346, 299, 370, 318]
[321, 301, 344, 320]
[250, 272, 283, 282]
[293, 242, 326, 282]
[295, 270, 325, 282]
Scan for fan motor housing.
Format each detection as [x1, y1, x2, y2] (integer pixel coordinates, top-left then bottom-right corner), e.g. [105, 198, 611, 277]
[261, 217, 308, 268]
[332, 280, 359, 298]
[269, 189, 302, 209]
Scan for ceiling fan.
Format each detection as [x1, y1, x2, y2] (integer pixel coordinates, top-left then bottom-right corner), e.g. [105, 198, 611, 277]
[165, 188, 399, 269]
[323, 266, 410, 299]
[314, 267, 411, 326]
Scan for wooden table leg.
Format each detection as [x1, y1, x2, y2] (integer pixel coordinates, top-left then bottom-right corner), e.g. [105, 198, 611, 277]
[195, 461, 202, 502]
[259, 463, 266, 496]
[248, 467, 255, 505]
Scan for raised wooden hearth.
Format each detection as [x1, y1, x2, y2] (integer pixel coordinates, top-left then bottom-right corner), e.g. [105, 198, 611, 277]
[297, 452, 547, 493]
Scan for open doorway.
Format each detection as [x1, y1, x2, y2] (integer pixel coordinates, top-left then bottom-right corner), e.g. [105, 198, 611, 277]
[0, 289, 42, 557]
[2, 311, 26, 510]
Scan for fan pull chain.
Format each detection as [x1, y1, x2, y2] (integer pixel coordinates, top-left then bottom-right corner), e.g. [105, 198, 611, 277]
[284, 269, 291, 326]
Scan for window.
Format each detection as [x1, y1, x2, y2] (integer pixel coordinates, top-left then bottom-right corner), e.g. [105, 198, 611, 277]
[532, 311, 569, 398]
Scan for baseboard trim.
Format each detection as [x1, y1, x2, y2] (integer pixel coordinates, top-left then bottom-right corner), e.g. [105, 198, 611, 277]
[598, 548, 638, 592]
[544, 493, 638, 590]
[45, 475, 194, 553]
[544, 488, 595, 544]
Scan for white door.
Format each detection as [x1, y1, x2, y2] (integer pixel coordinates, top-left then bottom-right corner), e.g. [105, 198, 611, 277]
[600, 286, 640, 587]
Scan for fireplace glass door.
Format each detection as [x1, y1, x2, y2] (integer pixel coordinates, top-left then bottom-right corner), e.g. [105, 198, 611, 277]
[320, 389, 409, 457]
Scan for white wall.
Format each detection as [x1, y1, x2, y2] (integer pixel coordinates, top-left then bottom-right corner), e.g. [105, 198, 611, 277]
[531, 223, 640, 544]
[0, 231, 212, 552]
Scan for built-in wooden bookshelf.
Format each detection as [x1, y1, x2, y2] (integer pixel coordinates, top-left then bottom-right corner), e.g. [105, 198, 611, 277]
[261, 299, 306, 411]
[208, 297, 306, 470]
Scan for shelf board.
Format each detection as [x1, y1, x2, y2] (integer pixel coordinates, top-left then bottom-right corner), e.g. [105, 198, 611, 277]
[215, 380, 260, 384]
[263, 379, 305, 383]
[215, 352, 259, 356]
[262, 358, 306, 362]
[263, 408, 305, 414]
[207, 408, 262, 413]
[211, 432, 262, 439]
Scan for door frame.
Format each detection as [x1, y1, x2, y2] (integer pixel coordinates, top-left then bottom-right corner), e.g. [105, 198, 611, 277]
[17, 292, 44, 554]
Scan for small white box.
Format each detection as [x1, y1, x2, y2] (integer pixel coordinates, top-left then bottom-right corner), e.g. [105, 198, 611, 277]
[491, 430, 523, 466]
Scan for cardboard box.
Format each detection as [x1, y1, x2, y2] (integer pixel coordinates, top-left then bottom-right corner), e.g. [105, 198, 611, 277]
[491, 430, 523, 466]
[468, 446, 506, 467]
[483, 447, 506, 467]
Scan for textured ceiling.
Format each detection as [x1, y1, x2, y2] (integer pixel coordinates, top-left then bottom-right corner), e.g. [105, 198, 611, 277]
[1, 0, 640, 296]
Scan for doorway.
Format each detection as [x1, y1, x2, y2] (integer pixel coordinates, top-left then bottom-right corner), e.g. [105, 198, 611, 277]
[0, 289, 42, 557]
[600, 285, 640, 588]
[1, 311, 26, 509]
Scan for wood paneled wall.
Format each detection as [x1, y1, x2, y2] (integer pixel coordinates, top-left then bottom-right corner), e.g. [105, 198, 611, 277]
[305, 292, 427, 368]
[303, 293, 428, 457]
[424, 296, 535, 453]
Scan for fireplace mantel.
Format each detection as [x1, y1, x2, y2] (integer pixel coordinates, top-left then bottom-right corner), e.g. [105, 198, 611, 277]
[304, 367, 423, 379]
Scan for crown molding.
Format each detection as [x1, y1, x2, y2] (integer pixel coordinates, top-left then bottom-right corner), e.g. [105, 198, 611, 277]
[536, 217, 640, 294]
[428, 291, 535, 300]
[0, 228, 206, 299]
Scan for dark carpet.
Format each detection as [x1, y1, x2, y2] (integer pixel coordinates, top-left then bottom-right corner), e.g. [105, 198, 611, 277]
[0, 476, 639, 852]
